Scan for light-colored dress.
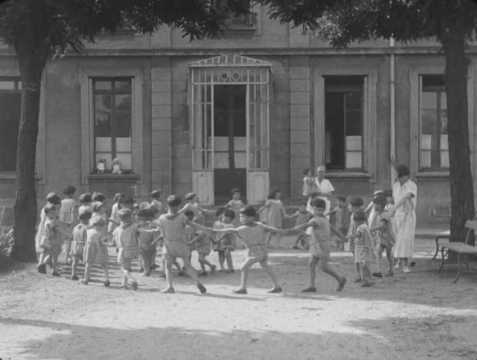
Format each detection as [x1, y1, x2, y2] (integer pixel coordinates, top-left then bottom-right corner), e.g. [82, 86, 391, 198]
[84, 228, 108, 266]
[302, 176, 316, 197]
[354, 223, 373, 264]
[263, 199, 286, 228]
[71, 223, 88, 258]
[108, 203, 121, 233]
[236, 223, 269, 261]
[312, 178, 335, 214]
[392, 180, 417, 258]
[59, 198, 76, 225]
[214, 221, 236, 251]
[225, 199, 245, 226]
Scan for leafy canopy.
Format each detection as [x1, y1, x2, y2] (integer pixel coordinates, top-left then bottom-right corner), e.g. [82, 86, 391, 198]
[255, 0, 477, 46]
[0, 0, 249, 57]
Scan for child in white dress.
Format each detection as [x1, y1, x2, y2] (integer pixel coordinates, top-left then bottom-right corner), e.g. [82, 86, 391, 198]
[347, 210, 374, 287]
[225, 188, 245, 226]
[59, 185, 77, 264]
[213, 208, 236, 272]
[70, 209, 91, 280]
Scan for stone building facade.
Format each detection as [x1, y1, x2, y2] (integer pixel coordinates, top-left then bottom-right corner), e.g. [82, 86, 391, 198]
[0, 6, 475, 227]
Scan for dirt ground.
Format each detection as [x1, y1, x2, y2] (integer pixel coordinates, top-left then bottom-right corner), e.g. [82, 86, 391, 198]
[1, 236, 477, 360]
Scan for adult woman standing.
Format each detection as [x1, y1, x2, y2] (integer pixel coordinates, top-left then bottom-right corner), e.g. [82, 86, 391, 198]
[310, 165, 335, 215]
[391, 164, 417, 273]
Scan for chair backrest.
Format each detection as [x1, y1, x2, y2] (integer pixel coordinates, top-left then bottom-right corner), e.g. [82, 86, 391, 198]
[464, 220, 477, 245]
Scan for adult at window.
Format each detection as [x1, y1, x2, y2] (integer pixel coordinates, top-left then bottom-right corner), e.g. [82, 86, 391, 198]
[391, 164, 417, 273]
[309, 165, 335, 215]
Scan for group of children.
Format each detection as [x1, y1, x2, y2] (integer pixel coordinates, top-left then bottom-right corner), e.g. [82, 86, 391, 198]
[34, 177, 398, 295]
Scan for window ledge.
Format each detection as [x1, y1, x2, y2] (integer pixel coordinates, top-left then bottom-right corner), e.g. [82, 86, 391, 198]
[326, 171, 371, 179]
[88, 173, 140, 181]
[416, 171, 449, 178]
[0, 172, 16, 180]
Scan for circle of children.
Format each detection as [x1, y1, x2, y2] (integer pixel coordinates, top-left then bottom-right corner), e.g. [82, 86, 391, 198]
[34, 166, 401, 296]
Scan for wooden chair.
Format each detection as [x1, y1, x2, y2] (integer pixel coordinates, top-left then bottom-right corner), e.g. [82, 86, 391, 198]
[438, 220, 477, 283]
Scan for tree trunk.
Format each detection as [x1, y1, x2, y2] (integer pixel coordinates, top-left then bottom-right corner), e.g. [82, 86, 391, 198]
[443, 22, 476, 244]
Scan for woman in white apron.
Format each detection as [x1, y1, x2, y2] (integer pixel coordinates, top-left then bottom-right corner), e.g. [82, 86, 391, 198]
[391, 164, 417, 273]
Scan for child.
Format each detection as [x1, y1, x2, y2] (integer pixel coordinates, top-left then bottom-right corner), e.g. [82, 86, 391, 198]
[92, 192, 106, 204]
[330, 196, 350, 251]
[119, 196, 135, 211]
[347, 210, 374, 287]
[108, 193, 124, 234]
[370, 196, 395, 277]
[225, 188, 245, 226]
[59, 185, 77, 264]
[192, 230, 216, 276]
[302, 168, 316, 199]
[214, 208, 236, 272]
[137, 208, 160, 276]
[35, 192, 62, 254]
[70, 209, 92, 280]
[383, 189, 394, 212]
[204, 205, 283, 295]
[156, 195, 207, 294]
[181, 192, 209, 225]
[150, 189, 164, 215]
[78, 192, 93, 214]
[291, 204, 312, 250]
[346, 196, 365, 279]
[37, 203, 70, 276]
[259, 189, 295, 247]
[82, 215, 111, 287]
[114, 209, 140, 289]
[286, 198, 347, 292]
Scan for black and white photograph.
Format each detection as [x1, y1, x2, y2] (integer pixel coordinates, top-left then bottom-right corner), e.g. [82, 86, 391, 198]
[1, 0, 477, 359]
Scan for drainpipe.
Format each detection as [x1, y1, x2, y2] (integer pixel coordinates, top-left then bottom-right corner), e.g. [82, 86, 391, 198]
[389, 37, 397, 186]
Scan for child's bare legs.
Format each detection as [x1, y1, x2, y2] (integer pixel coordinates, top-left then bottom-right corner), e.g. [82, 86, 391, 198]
[225, 249, 234, 272]
[63, 239, 72, 264]
[259, 260, 281, 292]
[302, 256, 319, 291]
[354, 263, 362, 282]
[162, 257, 175, 292]
[198, 253, 215, 275]
[121, 266, 137, 289]
[218, 250, 226, 271]
[182, 257, 207, 294]
[82, 263, 91, 284]
[360, 263, 374, 286]
[71, 256, 79, 280]
[102, 264, 110, 286]
[319, 258, 346, 291]
[235, 258, 256, 292]
[51, 254, 59, 275]
[384, 247, 394, 275]
[373, 248, 383, 277]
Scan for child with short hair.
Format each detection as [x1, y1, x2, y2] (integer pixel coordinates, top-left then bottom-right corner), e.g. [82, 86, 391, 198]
[59, 185, 77, 264]
[37, 203, 71, 276]
[291, 204, 312, 250]
[81, 216, 111, 287]
[214, 208, 236, 272]
[35, 192, 62, 254]
[92, 192, 106, 204]
[203, 205, 283, 294]
[330, 196, 350, 251]
[370, 196, 395, 277]
[225, 188, 245, 226]
[78, 192, 93, 214]
[136, 208, 160, 276]
[347, 210, 374, 287]
[114, 208, 140, 289]
[259, 189, 295, 247]
[286, 198, 347, 292]
[346, 196, 365, 280]
[157, 195, 207, 294]
[70, 209, 92, 280]
[192, 230, 216, 276]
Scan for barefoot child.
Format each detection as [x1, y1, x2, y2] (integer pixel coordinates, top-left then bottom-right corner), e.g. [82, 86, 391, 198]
[346, 196, 365, 280]
[137, 208, 160, 276]
[214, 208, 236, 272]
[157, 195, 207, 294]
[259, 189, 295, 247]
[347, 210, 374, 287]
[330, 196, 350, 251]
[204, 205, 283, 295]
[81, 216, 111, 287]
[286, 198, 346, 292]
[70, 209, 92, 280]
[370, 196, 395, 277]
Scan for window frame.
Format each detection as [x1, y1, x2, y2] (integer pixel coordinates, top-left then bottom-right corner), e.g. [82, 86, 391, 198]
[313, 65, 377, 179]
[418, 74, 448, 171]
[92, 77, 133, 172]
[324, 75, 365, 171]
[79, 66, 144, 184]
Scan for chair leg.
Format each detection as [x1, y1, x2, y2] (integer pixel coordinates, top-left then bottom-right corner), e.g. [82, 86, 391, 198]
[432, 237, 440, 260]
[453, 253, 462, 283]
[438, 248, 447, 273]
